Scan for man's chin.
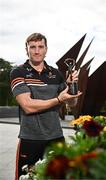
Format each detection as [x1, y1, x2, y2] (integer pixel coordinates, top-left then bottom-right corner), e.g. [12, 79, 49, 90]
[29, 59, 43, 65]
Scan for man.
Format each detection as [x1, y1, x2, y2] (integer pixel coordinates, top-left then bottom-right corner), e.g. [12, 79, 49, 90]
[10, 33, 81, 179]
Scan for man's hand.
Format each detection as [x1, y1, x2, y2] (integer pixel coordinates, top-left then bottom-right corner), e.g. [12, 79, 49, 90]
[66, 70, 79, 84]
[57, 86, 82, 103]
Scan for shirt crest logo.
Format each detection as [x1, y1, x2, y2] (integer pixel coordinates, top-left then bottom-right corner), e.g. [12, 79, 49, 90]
[26, 73, 33, 78]
[48, 72, 56, 79]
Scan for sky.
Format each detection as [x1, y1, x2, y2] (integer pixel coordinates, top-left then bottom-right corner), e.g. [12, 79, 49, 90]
[0, 0, 106, 76]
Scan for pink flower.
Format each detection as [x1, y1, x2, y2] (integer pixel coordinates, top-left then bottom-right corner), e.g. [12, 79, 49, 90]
[82, 120, 103, 137]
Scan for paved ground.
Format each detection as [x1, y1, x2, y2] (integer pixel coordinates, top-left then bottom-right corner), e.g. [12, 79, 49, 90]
[0, 118, 75, 180]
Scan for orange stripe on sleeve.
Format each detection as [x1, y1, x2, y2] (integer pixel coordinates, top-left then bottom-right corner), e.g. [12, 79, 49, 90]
[11, 77, 24, 87]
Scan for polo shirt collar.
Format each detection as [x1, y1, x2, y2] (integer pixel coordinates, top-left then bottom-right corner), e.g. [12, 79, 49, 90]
[23, 59, 52, 73]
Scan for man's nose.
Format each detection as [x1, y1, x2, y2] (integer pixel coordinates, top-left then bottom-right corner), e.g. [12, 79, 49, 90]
[35, 47, 39, 53]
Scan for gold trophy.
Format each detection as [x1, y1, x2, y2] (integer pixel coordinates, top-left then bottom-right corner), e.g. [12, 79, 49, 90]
[64, 58, 78, 95]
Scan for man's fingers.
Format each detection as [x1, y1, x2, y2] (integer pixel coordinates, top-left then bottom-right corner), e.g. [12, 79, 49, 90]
[72, 91, 82, 97]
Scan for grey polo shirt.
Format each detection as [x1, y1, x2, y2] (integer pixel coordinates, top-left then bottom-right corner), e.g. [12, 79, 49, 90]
[10, 60, 66, 140]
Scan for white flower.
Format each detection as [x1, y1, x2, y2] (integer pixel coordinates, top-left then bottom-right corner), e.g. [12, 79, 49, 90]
[19, 173, 30, 180]
[22, 164, 28, 172]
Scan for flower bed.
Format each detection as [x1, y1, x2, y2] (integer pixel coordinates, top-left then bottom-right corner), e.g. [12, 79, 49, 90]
[20, 115, 106, 180]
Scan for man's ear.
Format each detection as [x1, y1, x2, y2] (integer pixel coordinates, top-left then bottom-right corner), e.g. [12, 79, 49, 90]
[25, 47, 29, 57]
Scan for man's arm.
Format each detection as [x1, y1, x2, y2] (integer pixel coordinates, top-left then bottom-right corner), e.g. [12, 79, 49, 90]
[16, 86, 82, 114]
[16, 92, 59, 114]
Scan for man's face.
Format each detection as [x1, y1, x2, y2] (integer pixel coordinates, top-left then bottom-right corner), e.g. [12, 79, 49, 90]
[26, 39, 47, 63]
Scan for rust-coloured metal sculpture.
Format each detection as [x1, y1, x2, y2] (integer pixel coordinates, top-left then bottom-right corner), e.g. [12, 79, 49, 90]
[56, 34, 93, 119]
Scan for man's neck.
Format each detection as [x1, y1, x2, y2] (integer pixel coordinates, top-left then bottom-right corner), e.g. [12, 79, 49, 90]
[29, 59, 44, 72]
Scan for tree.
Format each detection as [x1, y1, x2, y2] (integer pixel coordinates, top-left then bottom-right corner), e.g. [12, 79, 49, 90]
[0, 58, 17, 106]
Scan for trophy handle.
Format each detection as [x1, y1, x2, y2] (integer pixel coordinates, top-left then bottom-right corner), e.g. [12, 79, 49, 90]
[64, 58, 78, 95]
[64, 58, 75, 69]
[64, 58, 75, 80]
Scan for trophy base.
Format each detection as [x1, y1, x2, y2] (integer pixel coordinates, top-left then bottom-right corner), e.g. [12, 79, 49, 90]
[68, 81, 78, 95]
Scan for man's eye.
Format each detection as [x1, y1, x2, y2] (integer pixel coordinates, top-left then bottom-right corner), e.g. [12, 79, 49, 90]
[39, 45, 44, 48]
[30, 46, 36, 49]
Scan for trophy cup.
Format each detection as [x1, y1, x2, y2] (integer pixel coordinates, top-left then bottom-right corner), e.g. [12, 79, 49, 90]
[64, 58, 78, 95]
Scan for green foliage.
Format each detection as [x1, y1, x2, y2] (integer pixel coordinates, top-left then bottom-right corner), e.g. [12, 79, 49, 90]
[0, 58, 17, 106]
[19, 116, 106, 180]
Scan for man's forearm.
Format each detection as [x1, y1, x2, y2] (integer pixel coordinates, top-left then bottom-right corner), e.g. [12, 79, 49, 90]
[16, 94, 60, 114]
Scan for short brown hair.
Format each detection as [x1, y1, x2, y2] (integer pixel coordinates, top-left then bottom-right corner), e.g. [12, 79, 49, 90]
[25, 33, 47, 47]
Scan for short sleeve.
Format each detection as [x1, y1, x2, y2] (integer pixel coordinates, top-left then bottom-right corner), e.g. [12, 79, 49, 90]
[10, 66, 30, 97]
